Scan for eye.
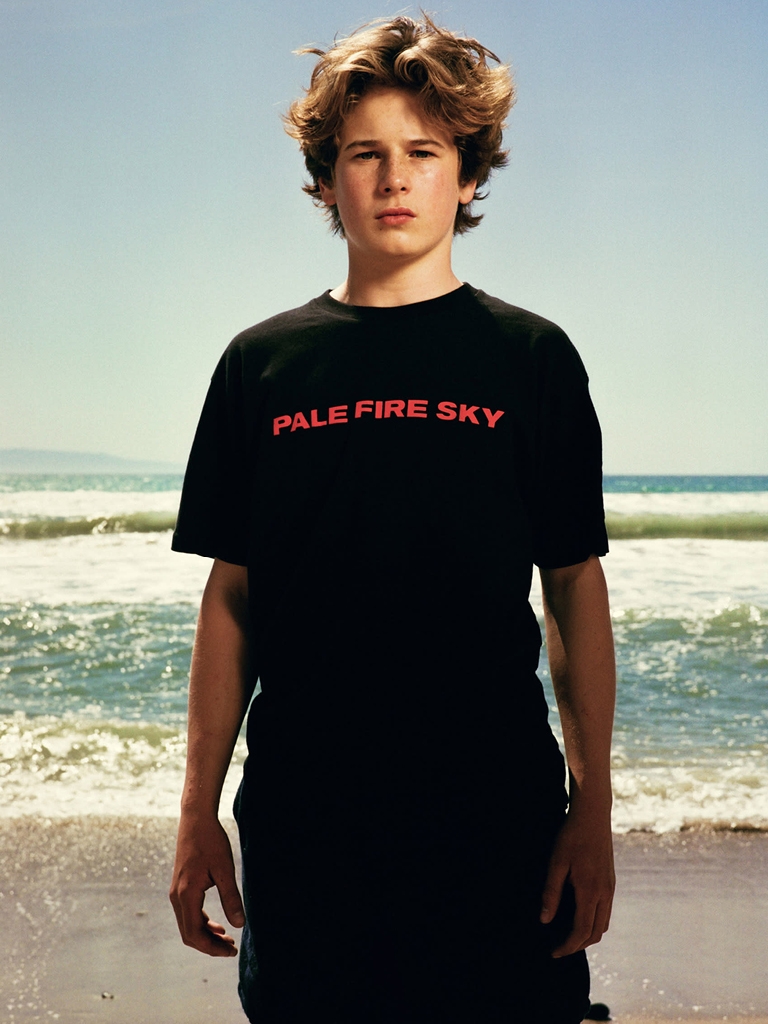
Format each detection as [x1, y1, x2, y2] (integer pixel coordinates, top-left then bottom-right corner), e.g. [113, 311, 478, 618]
[412, 150, 435, 159]
[354, 150, 378, 161]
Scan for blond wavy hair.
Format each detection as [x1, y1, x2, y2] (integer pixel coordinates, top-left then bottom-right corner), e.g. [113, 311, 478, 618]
[284, 15, 515, 235]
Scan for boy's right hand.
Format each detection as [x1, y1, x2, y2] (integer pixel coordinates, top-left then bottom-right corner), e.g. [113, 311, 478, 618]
[169, 813, 245, 956]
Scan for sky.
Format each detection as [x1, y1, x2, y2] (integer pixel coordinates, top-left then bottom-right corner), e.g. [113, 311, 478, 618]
[1, 0, 766, 473]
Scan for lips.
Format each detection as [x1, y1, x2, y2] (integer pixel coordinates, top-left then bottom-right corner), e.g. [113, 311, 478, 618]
[376, 207, 415, 219]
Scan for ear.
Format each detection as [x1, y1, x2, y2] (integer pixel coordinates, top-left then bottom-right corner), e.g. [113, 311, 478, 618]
[318, 177, 337, 207]
[458, 178, 477, 206]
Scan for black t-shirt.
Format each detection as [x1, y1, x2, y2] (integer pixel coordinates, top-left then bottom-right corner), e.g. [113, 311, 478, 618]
[173, 283, 607, 834]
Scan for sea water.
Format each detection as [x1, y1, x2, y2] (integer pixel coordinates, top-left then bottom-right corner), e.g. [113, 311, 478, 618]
[1, 474, 766, 832]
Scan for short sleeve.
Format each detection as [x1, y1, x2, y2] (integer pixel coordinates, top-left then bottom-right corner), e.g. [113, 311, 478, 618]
[530, 329, 609, 569]
[171, 343, 249, 565]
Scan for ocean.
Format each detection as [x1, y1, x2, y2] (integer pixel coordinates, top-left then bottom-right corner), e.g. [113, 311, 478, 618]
[1, 474, 766, 833]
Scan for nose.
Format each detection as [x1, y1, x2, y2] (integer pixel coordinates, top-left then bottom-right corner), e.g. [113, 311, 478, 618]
[379, 156, 409, 194]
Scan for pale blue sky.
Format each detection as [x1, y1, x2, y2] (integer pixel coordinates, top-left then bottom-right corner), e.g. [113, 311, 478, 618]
[2, 0, 766, 472]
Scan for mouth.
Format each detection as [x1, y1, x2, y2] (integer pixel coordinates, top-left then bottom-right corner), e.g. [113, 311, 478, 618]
[376, 207, 416, 224]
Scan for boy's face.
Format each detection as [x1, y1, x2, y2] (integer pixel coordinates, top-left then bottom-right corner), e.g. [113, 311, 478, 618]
[319, 87, 476, 268]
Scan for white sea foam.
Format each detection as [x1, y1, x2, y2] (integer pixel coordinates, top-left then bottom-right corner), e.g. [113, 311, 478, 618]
[0, 532, 210, 605]
[611, 757, 768, 833]
[0, 711, 764, 830]
[4, 528, 768, 617]
[603, 491, 768, 515]
[3, 488, 766, 523]
[0, 713, 245, 819]
[0, 489, 182, 521]
[530, 537, 768, 621]
[604, 538, 768, 618]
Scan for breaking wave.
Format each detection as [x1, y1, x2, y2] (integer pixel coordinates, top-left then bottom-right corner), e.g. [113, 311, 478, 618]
[1, 512, 177, 539]
[605, 513, 768, 541]
[3, 513, 768, 542]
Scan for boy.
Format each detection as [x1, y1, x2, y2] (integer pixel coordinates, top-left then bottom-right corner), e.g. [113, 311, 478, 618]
[170, 15, 615, 1024]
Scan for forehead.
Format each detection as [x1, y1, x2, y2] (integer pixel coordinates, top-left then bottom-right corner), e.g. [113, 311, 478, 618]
[338, 86, 454, 146]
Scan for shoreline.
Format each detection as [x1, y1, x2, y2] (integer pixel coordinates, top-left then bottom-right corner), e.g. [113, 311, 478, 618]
[2, 819, 767, 1022]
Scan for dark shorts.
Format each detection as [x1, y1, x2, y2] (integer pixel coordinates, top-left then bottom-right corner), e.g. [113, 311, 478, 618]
[233, 768, 590, 1024]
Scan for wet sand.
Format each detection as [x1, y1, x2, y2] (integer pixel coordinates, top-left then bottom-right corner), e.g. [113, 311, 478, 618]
[1, 818, 766, 1022]
[1, 817, 244, 1023]
[588, 830, 768, 1020]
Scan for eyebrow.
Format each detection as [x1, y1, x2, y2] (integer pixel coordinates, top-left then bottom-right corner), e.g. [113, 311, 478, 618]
[342, 137, 447, 152]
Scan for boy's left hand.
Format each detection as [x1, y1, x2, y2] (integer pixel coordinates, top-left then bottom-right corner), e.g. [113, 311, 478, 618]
[539, 810, 615, 958]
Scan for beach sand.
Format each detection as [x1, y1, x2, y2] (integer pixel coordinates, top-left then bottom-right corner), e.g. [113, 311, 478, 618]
[588, 830, 768, 1021]
[1, 817, 244, 1024]
[1, 818, 766, 1023]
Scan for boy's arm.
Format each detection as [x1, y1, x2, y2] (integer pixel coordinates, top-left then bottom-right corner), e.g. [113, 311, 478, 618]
[169, 557, 253, 957]
[538, 553, 616, 958]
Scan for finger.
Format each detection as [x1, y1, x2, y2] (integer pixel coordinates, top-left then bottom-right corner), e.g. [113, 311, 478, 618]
[213, 866, 246, 929]
[203, 913, 238, 948]
[191, 930, 238, 956]
[540, 860, 568, 924]
[584, 893, 613, 948]
[175, 874, 207, 943]
[186, 916, 239, 957]
[576, 885, 614, 952]
[552, 894, 597, 958]
[169, 886, 184, 932]
[175, 880, 239, 957]
[203, 914, 237, 944]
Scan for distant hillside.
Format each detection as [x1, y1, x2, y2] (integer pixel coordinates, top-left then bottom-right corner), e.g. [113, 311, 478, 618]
[0, 449, 184, 474]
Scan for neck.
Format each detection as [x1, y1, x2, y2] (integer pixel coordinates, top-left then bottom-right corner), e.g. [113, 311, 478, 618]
[330, 250, 462, 308]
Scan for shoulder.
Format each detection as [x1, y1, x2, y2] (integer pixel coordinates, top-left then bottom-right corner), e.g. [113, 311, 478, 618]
[467, 286, 575, 350]
[467, 286, 561, 336]
[466, 286, 588, 382]
[226, 293, 347, 361]
[202, 293, 345, 391]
